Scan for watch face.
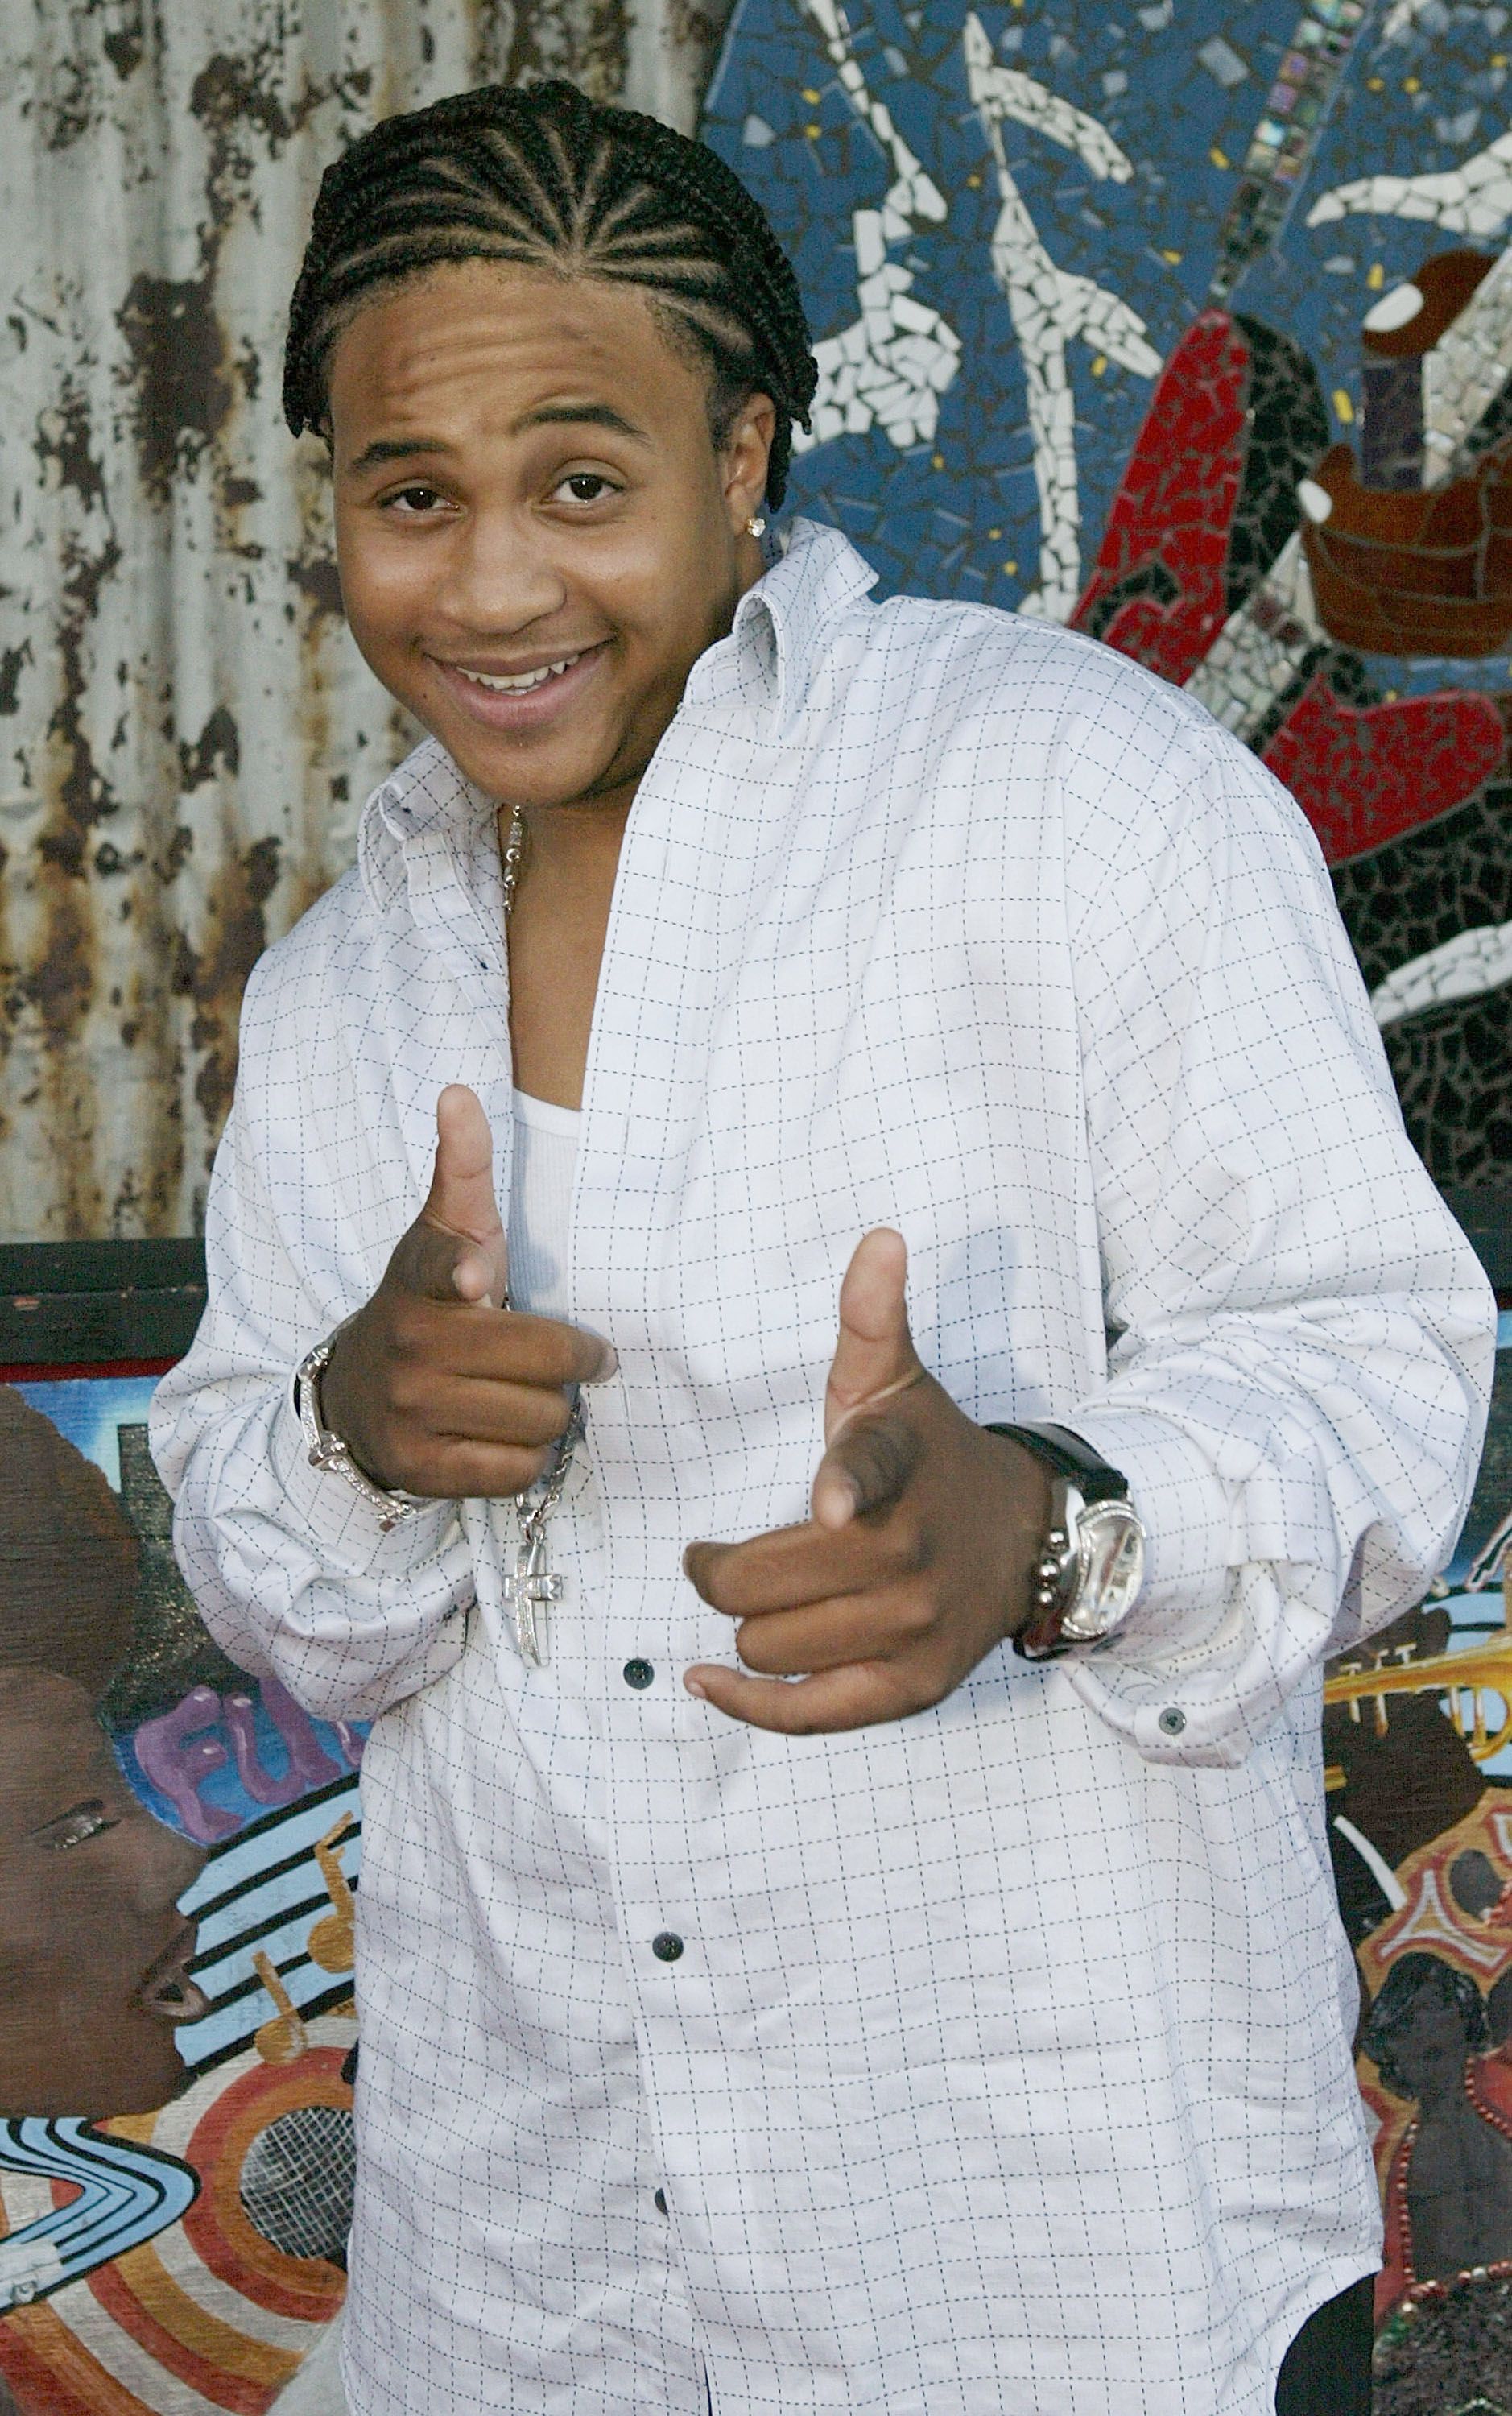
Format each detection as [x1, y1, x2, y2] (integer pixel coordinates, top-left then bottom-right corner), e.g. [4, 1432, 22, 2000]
[1062, 1500, 1146, 1644]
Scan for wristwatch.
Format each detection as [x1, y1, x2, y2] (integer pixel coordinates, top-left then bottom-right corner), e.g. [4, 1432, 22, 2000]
[983, 1421, 1146, 1661]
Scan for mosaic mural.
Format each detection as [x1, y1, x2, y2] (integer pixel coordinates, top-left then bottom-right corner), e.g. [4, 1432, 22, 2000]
[704, 0, 1512, 1185]
[0, 1381, 356, 2415]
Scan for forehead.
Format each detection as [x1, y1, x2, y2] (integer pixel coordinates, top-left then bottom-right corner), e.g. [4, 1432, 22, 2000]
[0, 1669, 113, 1829]
[327, 259, 707, 438]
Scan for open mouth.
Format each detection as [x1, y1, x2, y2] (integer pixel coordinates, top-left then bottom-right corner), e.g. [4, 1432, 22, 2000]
[454, 652, 584, 695]
[134, 1921, 209, 2025]
[430, 641, 608, 729]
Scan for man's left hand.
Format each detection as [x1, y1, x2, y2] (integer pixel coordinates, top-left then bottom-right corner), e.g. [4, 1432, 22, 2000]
[682, 1230, 1053, 1733]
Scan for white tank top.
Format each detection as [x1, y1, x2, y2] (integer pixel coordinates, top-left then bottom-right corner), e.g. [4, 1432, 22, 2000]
[506, 1089, 581, 1321]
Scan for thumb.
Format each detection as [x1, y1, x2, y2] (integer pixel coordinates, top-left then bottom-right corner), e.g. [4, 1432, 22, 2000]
[823, 1227, 923, 1443]
[414, 1085, 509, 1306]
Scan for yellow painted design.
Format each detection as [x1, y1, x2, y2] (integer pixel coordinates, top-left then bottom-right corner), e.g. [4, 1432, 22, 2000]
[1209, 145, 1229, 169]
[106, 2110, 159, 2145]
[1333, 387, 1355, 424]
[1367, 262, 1385, 290]
[1090, 354, 1108, 376]
[110, 2242, 304, 2387]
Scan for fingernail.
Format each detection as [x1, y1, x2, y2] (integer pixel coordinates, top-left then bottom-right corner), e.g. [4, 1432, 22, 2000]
[684, 1675, 708, 1701]
[587, 1340, 619, 1383]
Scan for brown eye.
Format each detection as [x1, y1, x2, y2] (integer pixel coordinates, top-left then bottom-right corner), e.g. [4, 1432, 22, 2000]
[32, 1798, 121, 1851]
[386, 485, 446, 515]
[556, 473, 615, 504]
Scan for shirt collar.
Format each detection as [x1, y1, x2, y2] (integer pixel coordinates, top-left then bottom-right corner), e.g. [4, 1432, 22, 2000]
[358, 517, 880, 906]
[722, 517, 879, 717]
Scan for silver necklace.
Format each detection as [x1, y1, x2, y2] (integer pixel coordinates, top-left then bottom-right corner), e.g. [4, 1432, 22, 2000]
[499, 803, 581, 1669]
[500, 801, 527, 920]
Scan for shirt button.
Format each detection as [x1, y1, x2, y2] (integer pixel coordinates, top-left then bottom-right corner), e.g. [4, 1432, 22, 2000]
[623, 1658, 655, 1689]
[654, 2187, 668, 2215]
[1158, 1707, 1187, 1736]
[652, 1931, 684, 1963]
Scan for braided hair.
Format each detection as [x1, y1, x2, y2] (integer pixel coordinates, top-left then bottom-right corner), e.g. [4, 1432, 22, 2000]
[284, 80, 817, 507]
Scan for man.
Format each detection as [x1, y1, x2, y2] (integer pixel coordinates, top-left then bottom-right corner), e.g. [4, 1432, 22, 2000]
[151, 77, 1494, 2415]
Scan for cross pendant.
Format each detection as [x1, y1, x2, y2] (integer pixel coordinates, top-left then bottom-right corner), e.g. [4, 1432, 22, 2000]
[505, 1531, 564, 1669]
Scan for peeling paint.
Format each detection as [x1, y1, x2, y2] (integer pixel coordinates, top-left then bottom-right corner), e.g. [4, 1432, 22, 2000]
[116, 273, 234, 502]
[0, 0, 733, 1241]
[34, 384, 106, 509]
[0, 645, 31, 717]
[179, 706, 241, 792]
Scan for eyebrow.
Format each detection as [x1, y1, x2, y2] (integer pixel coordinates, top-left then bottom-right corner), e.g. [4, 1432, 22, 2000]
[346, 402, 651, 478]
[514, 403, 651, 443]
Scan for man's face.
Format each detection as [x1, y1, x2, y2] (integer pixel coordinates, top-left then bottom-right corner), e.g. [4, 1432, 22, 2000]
[1388, 1983, 1473, 2105]
[328, 262, 774, 813]
[0, 1670, 207, 2117]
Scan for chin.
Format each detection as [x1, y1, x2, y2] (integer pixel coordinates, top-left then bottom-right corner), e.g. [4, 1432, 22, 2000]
[0, 2042, 192, 2121]
[411, 701, 618, 805]
[456, 745, 615, 813]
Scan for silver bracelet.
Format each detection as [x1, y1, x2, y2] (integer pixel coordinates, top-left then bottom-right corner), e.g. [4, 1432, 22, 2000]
[295, 1322, 429, 1533]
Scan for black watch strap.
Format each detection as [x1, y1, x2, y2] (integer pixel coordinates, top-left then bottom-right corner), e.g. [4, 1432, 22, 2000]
[982, 1421, 1130, 1504]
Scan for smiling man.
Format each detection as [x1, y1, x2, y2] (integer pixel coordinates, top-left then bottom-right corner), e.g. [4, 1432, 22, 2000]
[151, 79, 1494, 2416]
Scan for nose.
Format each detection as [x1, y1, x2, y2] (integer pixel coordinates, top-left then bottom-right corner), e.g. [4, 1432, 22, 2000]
[434, 503, 568, 639]
[114, 1804, 207, 1914]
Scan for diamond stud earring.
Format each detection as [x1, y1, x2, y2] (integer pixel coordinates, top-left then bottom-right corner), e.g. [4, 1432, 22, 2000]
[746, 514, 766, 537]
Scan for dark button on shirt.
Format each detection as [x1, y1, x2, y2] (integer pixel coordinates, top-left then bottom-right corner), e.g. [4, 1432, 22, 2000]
[652, 1931, 684, 1963]
[623, 1658, 655, 1689]
[654, 2187, 668, 2216]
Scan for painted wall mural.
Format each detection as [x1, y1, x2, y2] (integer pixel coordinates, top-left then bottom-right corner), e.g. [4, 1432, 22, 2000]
[704, 0, 1512, 1187]
[1323, 1318, 1512, 2406]
[0, 1382, 358, 2415]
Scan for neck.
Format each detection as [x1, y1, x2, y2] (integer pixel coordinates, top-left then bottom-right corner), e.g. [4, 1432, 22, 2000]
[514, 787, 634, 880]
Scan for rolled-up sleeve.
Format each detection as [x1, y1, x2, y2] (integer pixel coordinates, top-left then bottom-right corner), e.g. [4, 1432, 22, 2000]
[150, 962, 474, 1727]
[1056, 720, 1495, 1767]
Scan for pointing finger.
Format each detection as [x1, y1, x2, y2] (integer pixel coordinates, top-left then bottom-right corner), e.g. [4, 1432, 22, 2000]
[684, 1661, 919, 1735]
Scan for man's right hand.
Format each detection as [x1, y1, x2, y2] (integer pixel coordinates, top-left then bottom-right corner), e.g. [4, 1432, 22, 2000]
[318, 1084, 615, 1500]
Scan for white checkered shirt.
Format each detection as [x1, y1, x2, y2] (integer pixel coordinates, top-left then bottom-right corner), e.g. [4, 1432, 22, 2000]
[152, 521, 1494, 2415]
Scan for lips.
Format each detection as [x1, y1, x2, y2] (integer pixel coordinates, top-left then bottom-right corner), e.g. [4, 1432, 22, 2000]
[428, 639, 608, 732]
[134, 1921, 209, 2025]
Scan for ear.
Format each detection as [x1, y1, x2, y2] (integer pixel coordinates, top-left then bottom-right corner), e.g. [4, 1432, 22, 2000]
[721, 390, 777, 531]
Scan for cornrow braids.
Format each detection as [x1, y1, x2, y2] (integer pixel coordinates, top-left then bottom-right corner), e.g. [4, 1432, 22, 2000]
[284, 80, 818, 508]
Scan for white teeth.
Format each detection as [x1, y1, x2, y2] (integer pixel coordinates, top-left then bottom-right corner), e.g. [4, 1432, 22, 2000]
[456, 653, 580, 694]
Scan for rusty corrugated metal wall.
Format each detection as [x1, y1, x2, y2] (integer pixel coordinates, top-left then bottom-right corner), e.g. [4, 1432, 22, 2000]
[0, 0, 725, 1240]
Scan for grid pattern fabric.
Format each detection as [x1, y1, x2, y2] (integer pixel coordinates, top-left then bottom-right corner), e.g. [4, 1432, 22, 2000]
[151, 520, 1494, 2414]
